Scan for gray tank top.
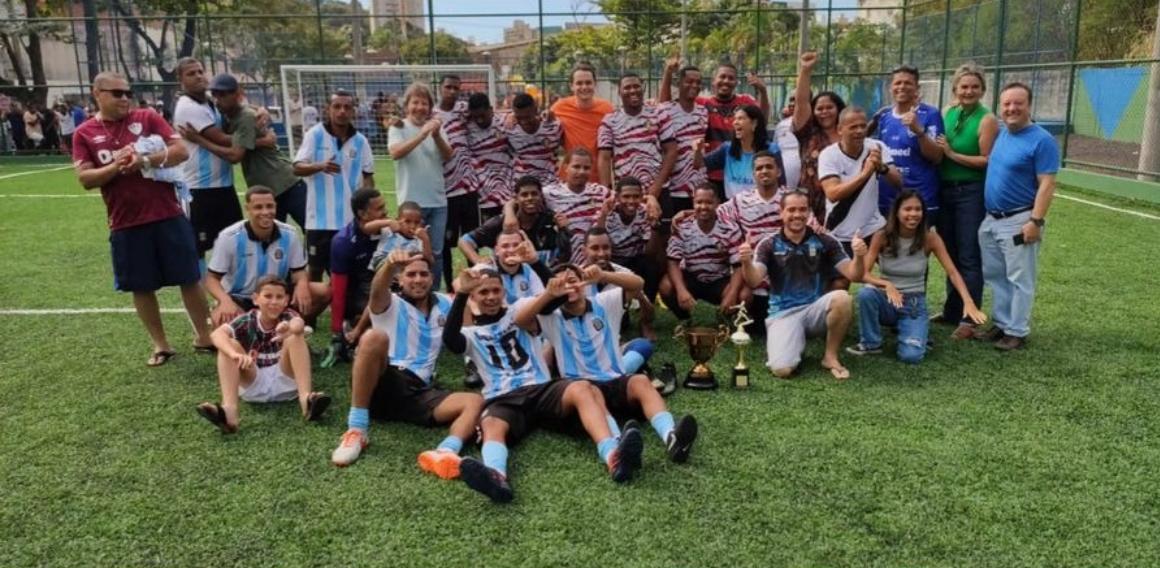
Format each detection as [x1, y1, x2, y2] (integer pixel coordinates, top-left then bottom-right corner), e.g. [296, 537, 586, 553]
[880, 236, 927, 294]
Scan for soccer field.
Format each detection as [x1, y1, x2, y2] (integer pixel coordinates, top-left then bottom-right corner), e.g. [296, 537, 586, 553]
[2, 156, 1159, 566]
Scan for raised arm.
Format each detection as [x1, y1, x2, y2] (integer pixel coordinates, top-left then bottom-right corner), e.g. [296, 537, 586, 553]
[657, 56, 678, 104]
[584, 264, 643, 296]
[514, 273, 568, 332]
[792, 51, 818, 133]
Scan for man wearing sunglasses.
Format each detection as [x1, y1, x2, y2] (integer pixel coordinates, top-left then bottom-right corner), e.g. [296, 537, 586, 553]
[73, 71, 214, 368]
[173, 57, 243, 258]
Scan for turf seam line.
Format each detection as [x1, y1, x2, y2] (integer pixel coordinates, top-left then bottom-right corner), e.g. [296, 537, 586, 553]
[0, 165, 73, 180]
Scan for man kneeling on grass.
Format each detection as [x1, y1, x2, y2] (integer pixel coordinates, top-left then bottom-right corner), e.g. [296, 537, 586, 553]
[515, 265, 698, 464]
[331, 249, 483, 476]
[443, 266, 643, 503]
[197, 275, 331, 433]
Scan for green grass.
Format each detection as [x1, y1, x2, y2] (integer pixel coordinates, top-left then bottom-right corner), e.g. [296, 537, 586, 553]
[2, 156, 1159, 567]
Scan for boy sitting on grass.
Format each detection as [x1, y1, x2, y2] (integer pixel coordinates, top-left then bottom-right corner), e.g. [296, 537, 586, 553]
[197, 275, 331, 433]
[368, 200, 432, 272]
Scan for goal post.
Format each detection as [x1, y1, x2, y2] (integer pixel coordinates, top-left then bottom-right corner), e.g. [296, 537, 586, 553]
[278, 64, 496, 157]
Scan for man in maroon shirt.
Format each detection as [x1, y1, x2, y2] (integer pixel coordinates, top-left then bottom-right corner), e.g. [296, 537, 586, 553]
[73, 71, 213, 367]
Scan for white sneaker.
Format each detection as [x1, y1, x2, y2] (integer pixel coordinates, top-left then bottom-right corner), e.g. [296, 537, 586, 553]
[331, 429, 369, 467]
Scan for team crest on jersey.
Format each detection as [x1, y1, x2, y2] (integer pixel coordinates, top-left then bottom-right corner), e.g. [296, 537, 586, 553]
[519, 281, 529, 291]
[273, 249, 284, 261]
[592, 318, 605, 331]
[438, 314, 447, 326]
[128, 122, 142, 135]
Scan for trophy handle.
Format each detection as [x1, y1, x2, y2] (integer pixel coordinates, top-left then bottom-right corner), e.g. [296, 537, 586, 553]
[673, 324, 686, 339]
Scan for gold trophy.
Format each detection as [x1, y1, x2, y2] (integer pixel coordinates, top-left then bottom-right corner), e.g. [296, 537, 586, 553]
[730, 305, 754, 389]
[673, 324, 730, 390]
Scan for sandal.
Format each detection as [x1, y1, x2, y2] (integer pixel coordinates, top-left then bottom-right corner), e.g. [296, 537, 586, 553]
[196, 402, 238, 434]
[305, 392, 332, 422]
[192, 343, 217, 355]
[147, 350, 177, 367]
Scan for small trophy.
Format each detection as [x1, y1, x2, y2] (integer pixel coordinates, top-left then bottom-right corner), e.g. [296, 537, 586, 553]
[673, 324, 730, 390]
[730, 305, 754, 389]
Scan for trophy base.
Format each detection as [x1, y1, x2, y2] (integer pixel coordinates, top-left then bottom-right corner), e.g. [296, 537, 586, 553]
[732, 367, 750, 389]
[683, 373, 718, 390]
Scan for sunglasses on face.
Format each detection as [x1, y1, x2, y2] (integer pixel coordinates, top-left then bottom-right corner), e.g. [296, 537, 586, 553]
[100, 89, 134, 99]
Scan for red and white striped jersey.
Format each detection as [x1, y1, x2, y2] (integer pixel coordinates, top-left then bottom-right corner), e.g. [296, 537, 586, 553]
[433, 102, 477, 198]
[467, 115, 515, 209]
[716, 187, 798, 247]
[503, 118, 562, 186]
[544, 181, 612, 265]
[605, 207, 653, 260]
[666, 215, 739, 284]
[597, 105, 672, 189]
[657, 101, 708, 199]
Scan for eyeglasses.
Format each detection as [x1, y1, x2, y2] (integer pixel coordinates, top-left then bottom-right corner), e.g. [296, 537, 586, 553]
[100, 89, 134, 99]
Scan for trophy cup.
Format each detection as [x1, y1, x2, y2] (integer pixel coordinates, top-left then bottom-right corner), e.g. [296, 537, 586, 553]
[673, 324, 730, 390]
[730, 305, 754, 389]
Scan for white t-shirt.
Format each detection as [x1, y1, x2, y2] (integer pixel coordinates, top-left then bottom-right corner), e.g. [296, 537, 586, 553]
[59, 110, 76, 136]
[173, 94, 234, 189]
[817, 139, 891, 241]
[302, 105, 320, 130]
[388, 119, 447, 208]
[773, 117, 801, 190]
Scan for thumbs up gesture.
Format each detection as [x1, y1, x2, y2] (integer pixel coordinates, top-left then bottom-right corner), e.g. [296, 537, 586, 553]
[851, 229, 868, 258]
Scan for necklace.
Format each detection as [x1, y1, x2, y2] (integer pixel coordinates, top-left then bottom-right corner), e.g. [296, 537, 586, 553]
[952, 104, 981, 137]
[96, 111, 129, 147]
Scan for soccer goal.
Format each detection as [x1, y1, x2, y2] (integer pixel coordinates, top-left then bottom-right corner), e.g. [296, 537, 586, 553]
[279, 64, 496, 156]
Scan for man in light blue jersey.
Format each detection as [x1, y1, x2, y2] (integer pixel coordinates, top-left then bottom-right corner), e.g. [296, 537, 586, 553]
[490, 229, 553, 305]
[172, 58, 242, 256]
[443, 267, 643, 503]
[517, 265, 698, 464]
[293, 90, 376, 283]
[331, 248, 483, 475]
[205, 187, 330, 327]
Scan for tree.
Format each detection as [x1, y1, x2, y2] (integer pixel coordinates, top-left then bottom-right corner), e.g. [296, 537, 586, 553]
[104, 0, 202, 107]
[0, 0, 69, 105]
[399, 30, 470, 65]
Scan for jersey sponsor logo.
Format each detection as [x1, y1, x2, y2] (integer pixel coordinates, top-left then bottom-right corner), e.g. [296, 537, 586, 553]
[887, 146, 911, 157]
[92, 135, 107, 144]
[128, 122, 142, 135]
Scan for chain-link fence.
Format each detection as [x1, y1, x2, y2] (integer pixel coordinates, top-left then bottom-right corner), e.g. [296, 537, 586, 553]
[2, 0, 1157, 182]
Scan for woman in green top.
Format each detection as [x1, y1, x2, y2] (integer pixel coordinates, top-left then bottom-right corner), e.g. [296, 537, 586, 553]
[934, 63, 999, 340]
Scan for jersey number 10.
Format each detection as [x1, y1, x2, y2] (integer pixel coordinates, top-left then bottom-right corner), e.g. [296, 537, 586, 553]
[485, 330, 529, 370]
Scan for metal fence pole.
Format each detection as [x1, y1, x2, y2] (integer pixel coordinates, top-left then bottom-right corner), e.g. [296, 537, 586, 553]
[539, 0, 546, 101]
[899, 0, 908, 65]
[824, 0, 833, 90]
[992, 0, 1008, 109]
[314, 0, 325, 62]
[938, 0, 951, 108]
[1061, 0, 1083, 166]
[755, 0, 763, 77]
[202, 2, 216, 74]
[427, 0, 437, 64]
[647, 0, 654, 99]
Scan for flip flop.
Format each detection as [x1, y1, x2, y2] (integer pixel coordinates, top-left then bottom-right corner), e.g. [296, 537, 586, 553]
[196, 402, 237, 434]
[192, 343, 217, 355]
[147, 350, 177, 367]
[305, 392, 332, 422]
[823, 363, 851, 381]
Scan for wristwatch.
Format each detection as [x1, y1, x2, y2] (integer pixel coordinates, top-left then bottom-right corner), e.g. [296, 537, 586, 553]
[140, 153, 153, 171]
[1030, 217, 1045, 228]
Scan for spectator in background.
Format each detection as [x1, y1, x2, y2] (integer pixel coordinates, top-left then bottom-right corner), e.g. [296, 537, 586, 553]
[57, 103, 76, 153]
[24, 102, 44, 151]
[976, 83, 1059, 351]
[773, 94, 802, 190]
[388, 82, 452, 287]
[869, 65, 944, 214]
[792, 51, 846, 220]
[7, 102, 27, 151]
[551, 62, 613, 184]
[933, 63, 999, 340]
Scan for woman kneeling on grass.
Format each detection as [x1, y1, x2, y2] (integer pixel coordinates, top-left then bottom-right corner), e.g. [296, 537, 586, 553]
[847, 190, 987, 363]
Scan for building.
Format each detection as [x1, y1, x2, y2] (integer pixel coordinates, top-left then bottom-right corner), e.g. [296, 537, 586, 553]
[469, 21, 563, 80]
[857, 0, 901, 26]
[504, 19, 537, 44]
[369, 0, 425, 33]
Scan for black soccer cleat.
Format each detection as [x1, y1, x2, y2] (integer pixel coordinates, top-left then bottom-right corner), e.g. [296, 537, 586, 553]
[666, 415, 698, 464]
[459, 457, 513, 503]
[463, 360, 483, 389]
[609, 427, 643, 483]
[621, 419, 643, 470]
[654, 362, 678, 397]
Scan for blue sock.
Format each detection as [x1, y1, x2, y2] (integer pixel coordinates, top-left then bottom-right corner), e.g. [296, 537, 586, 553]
[436, 435, 463, 454]
[597, 437, 618, 464]
[650, 411, 675, 441]
[348, 407, 370, 432]
[622, 351, 646, 374]
[605, 414, 622, 439]
[620, 338, 654, 373]
[482, 441, 509, 476]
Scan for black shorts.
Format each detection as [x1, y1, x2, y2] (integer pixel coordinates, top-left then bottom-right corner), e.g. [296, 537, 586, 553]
[445, 193, 481, 245]
[306, 229, 338, 282]
[661, 194, 693, 224]
[344, 273, 372, 323]
[189, 186, 242, 254]
[591, 376, 644, 422]
[368, 367, 451, 427]
[686, 273, 730, 304]
[109, 216, 201, 292]
[479, 205, 502, 225]
[481, 381, 575, 444]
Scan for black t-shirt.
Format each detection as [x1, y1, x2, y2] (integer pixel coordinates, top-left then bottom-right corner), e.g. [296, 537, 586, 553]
[465, 210, 571, 264]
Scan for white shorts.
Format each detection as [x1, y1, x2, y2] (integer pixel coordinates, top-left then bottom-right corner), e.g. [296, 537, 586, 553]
[239, 364, 298, 403]
[764, 291, 843, 371]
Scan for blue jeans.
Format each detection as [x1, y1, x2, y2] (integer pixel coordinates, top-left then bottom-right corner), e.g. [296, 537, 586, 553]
[856, 287, 929, 364]
[420, 206, 448, 289]
[275, 180, 308, 229]
[979, 210, 1040, 338]
[936, 180, 985, 322]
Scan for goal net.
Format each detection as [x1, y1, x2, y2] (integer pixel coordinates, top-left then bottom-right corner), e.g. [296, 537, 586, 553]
[279, 64, 496, 157]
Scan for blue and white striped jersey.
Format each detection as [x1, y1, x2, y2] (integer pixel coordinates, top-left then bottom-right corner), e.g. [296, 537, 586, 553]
[368, 229, 424, 271]
[207, 220, 306, 297]
[370, 292, 452, 383]
[173, 95, 234, 189]
[462, 298, 552, 400]
[538, 287, 627, 382]
[491, 260, 545, 306]
[294, 124, 375, 231]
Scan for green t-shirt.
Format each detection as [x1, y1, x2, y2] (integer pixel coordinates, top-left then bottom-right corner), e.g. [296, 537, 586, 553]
[225, 107, 300, 194]
[939, 104, 990, 183]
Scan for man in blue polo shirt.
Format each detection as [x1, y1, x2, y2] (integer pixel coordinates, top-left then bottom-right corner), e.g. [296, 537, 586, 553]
[870, 65, 944, 214]
[976, 82, 1059, 351]
[323, 188, 390, 366]
[206, 186, 329, 326]
[740, 190, 867, 381]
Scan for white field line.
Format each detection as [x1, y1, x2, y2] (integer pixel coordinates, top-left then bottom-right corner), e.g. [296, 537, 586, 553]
[1056, 193, 1160, 221]
[0, 308, 186, 315]
[0, 164, 73, 180]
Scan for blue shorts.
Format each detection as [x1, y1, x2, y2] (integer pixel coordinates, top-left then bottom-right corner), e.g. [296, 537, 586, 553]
[110, 216, 201, 292]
